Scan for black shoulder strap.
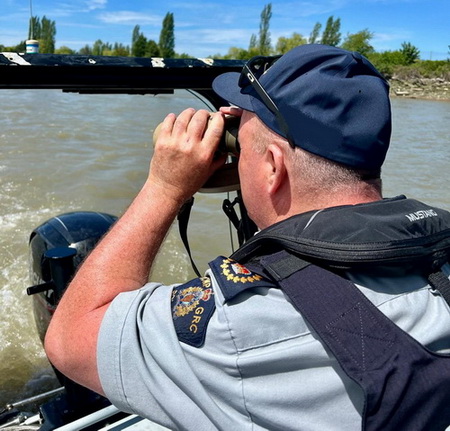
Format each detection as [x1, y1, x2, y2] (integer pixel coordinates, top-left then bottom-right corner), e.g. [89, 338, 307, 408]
[429, 270, 450, 307]
[261, 250, 450, 431]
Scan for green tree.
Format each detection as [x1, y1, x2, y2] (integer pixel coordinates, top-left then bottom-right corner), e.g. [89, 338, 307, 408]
[341, 29, 374, 57]
[159, 12, 175, 57]
[367, 50, 406, 78]
[1, 41, 26, 52]
[258, 3, 272, 55]
[321, 16, 341, 46]
[132, 25, 147, 57]
[28, 16, 41, 40]
[146, 40, 160, 57]
[309, 22, 322, 44]
[275, 32, 307, 54]
[224, 46, 252, 60]
[55, 45, 76, 55]
[39, 16, 56, 53]
[132, 25, 141, 49]
[400, 42, 420, 65]
[18, 41, 27, 51]
[78, 44, 93, 55]
[92, 39, 112, 56]
[133, 35, 148, 57]
[112, 43, 130, 56]
[249, 34, 257, 51]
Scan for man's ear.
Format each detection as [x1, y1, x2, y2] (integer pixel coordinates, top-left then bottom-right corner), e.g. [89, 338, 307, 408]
[266, 143, 287, 195]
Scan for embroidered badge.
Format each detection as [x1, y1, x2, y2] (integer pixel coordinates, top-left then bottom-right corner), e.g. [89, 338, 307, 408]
[224, 259, 264, 283]
[171, 277, 215, 348]
[209, 256, 274, 302]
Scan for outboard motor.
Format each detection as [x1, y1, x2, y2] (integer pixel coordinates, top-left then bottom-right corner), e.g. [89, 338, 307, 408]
[27, 211, 118, 429]
[28, 211, 117, 342]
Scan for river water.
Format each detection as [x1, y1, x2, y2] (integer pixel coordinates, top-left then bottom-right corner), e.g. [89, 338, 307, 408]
[0, 90, 449, 408]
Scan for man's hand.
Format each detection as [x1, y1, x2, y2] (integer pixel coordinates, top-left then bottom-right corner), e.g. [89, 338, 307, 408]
[148, 108, 226, 203]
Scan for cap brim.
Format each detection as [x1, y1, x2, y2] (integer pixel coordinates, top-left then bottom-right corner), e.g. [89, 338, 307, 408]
[213, 71, 286, 139]
[212, 72, 256, 112]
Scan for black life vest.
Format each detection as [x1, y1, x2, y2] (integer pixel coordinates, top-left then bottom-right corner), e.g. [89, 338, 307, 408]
[229, 196, 450, 430]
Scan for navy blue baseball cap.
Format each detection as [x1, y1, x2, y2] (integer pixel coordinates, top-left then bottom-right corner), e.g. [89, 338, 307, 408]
[212, 44, 392, 170]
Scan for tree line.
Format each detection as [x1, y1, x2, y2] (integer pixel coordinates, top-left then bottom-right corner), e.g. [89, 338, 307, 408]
[218, 5, 448, 79]
[1, 4, 448, 79]
[0, 12, 177, 58]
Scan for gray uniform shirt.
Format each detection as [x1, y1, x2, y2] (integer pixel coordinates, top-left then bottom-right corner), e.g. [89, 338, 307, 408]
[98, 262, 450, 430]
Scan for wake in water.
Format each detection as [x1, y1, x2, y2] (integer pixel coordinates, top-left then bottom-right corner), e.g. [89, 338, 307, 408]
[0, 205, 61, 407]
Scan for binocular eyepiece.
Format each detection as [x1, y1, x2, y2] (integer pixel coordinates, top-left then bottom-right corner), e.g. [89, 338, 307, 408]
[216, 115, 240, 155]
[152, 115, 240, 156]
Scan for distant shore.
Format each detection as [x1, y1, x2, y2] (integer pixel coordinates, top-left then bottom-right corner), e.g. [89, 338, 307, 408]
[389, 77, 450, 101]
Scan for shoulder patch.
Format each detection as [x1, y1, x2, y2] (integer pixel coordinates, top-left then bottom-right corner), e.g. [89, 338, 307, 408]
[209, 256, 275, 302]
[171, 276, 215, 348]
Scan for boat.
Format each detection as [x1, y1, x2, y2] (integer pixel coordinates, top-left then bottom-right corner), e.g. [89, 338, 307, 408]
[0, 52, 253, 430]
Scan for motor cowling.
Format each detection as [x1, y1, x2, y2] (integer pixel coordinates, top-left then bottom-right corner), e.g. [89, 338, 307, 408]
[28, 211, 117, 343]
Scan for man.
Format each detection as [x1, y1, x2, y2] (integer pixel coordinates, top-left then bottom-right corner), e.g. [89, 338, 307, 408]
[45, 45, 450, 429]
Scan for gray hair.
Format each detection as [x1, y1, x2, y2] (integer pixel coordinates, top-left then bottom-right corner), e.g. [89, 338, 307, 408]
[288, 148, 382, 195]
[252, 116, 382, 196]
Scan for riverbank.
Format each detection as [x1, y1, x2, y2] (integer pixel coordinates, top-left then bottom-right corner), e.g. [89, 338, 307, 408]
[389, 77, 450, 101]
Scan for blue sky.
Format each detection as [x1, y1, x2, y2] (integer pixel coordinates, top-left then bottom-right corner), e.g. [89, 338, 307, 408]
[0, 0, 448, 59]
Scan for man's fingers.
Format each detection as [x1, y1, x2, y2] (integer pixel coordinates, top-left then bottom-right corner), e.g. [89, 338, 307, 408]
[154, 113, 176, 145]
[185, 109, 212, 141]
[203, 112, 224, 148]
[219, 106, 243, 117]
[171, 108, 196, 138]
